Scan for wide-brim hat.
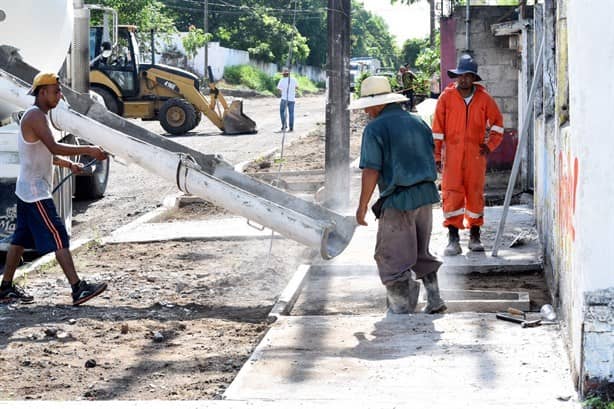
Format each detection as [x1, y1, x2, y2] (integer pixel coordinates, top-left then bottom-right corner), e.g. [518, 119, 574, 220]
[27, 72, 60, 95]
[348, 75, 407, 110]
[447, 54, 482, 81]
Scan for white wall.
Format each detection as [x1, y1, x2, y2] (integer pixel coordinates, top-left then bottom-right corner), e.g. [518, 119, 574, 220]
[568, 1, 614, 292]
[536, 0, 614, 391]
[157, 35, 249, 81]
[157, 33, 326, 84]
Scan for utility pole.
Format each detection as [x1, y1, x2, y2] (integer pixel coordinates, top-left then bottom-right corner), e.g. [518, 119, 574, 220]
[325, 0, 351, 210]
[203, 0, 208, 81]
[429, 0, 435, 47]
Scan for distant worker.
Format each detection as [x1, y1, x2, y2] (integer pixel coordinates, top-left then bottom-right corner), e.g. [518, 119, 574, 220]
[350, 76, 446, 315]
[432, 54, 504, 255]
[430, 72, 441, 99]
[0, 72, 109, 305]
[398, 64, 417, 112]
[277, 67, 298, 132]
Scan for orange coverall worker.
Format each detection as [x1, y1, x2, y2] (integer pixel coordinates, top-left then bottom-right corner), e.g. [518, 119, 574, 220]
[432, 82, 504, 229]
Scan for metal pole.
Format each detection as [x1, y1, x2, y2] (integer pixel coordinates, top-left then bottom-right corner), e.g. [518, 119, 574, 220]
[204, 0, 208, 81]
[71, 0, 90, 92]
[150, 29, 155, 65]
[491, 38, 545, 257]
[325, 0, 351, 210]
[465, 0, 471, 52]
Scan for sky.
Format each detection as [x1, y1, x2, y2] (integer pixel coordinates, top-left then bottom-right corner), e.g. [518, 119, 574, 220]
[361, 0, 430, 47]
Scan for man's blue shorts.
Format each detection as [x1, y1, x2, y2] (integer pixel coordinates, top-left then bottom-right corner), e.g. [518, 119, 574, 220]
[11, 198, 69, 255]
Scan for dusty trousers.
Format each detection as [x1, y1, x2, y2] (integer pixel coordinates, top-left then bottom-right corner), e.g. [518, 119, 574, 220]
[374, 205, 442, 285]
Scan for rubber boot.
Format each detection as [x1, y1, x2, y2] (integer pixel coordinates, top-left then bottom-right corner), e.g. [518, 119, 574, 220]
[421, 271, 447, 314]
[443, 226, 462, 256]
[385, 275, 421, 314]
[468, 226, 485, 252]
[385, 280, 410, 314]
[407, 276, 420, 313]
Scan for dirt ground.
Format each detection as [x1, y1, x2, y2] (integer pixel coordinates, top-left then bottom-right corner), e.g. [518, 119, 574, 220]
[0, 238, 314, 400]
[0, 112, 365, 401]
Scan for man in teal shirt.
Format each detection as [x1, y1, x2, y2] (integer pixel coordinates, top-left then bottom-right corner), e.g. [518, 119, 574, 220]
[350, 76, 446, 314]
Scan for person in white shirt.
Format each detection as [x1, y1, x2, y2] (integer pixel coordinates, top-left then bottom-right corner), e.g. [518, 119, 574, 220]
[276, 67, 298, 131]
[0, 72, 109, 306]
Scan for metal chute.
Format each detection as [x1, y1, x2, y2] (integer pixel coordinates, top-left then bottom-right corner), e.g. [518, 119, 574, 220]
[0, 69, 355, 259]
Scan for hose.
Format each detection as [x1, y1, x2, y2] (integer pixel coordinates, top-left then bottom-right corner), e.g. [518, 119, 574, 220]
[51, 157, 98, 194]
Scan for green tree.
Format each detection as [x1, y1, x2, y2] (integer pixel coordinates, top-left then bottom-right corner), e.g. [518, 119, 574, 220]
[99, 0, 403, 69]
[86, 0, 176, 33]
[182, 25, 213, 70]
[86, 0, 178, 61]
[161, 0, 311, 65]
[351, 1, 399, 67]
[400, 37, 429, 68]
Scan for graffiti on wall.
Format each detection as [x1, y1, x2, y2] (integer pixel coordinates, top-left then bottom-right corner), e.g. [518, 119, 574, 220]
[558, 150, 579, 241]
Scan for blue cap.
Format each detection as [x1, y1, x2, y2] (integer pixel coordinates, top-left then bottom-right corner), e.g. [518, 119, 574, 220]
[447, 54, 482, 81]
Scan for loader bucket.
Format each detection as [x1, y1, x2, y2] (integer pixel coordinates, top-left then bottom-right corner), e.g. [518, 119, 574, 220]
[222, 100, 257, 135]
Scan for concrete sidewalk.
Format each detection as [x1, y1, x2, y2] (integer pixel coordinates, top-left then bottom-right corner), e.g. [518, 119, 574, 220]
[219, 204, 579, 407]
[109, 200, 579, 407]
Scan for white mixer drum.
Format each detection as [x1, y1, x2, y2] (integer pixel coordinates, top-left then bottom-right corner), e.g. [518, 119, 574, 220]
[0, 0, 73, 119]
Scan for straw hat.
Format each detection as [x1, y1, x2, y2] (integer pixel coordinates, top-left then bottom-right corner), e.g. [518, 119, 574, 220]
[348, 76, 407, 110]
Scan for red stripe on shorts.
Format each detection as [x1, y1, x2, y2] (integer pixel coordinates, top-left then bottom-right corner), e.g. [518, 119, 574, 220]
[36, 201, 63, 250]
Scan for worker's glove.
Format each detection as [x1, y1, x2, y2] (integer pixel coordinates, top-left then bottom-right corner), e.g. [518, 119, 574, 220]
[479, 143, 491, 156]
[435, 161, 442, 173]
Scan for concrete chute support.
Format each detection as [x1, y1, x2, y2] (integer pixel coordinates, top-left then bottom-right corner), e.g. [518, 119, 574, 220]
[0, 71, 356, 259]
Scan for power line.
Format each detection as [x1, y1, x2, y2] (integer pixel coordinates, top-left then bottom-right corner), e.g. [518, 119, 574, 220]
[161, 0, 326, 15]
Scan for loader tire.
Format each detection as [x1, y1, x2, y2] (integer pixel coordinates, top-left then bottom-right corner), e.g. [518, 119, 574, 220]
[90, 86, 120, 115]
[159, 98, 197, 135]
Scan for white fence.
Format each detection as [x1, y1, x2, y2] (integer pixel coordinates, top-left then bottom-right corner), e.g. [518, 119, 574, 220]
[156, 33, 326, 83]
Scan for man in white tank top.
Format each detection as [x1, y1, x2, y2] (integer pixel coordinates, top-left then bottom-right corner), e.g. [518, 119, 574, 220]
[0, 72, 109, 306]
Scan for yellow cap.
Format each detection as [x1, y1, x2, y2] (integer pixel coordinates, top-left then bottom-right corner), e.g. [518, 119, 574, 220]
[28, 72, 60, 95]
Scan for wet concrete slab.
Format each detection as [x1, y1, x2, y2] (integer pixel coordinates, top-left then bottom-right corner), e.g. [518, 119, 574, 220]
[224, 313, 577, 407]
[291, 264, 530, 315]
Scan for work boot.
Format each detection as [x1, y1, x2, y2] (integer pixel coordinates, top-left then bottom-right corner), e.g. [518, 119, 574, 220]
[468, 226, 485, 252]
[385, 280, 409, 314]
[421, 271, 447, 314]
[407, 276, 421, 313]
[443, 226, 462, 256]
[385, 275, 421, 314]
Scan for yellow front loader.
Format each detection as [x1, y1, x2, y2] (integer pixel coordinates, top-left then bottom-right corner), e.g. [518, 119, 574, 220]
[89, 26, 256, 135]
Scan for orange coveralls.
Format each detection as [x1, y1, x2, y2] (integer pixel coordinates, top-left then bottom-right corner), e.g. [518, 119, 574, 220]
[432, 83, 504, 229]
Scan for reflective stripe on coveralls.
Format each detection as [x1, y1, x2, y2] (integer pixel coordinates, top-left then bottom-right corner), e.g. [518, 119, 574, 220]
[443, 208, 465, 219]
[432, 82, 503, 229]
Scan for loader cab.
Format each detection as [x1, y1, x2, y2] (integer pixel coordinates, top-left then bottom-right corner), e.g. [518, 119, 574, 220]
[90, 25, 139, 98]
